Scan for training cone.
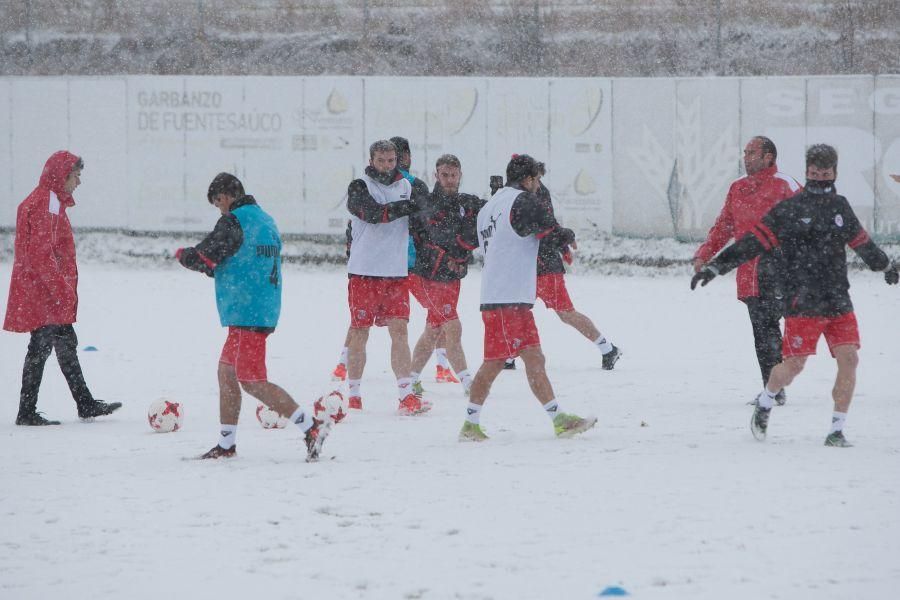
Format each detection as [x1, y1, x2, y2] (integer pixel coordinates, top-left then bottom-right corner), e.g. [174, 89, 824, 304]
[598, 586, 629, 597]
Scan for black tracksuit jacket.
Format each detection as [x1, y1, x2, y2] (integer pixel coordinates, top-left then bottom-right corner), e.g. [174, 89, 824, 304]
[708, 187, 890, 317]
[409, 183, 484, 282]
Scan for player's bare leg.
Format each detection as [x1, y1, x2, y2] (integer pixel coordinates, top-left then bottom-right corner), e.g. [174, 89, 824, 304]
[411, 325, 440, 376]
[345, 326, 369, 410]
[218, 362, 243, 425]
[386, 318, 412, 379]
[518, 346, 555, 405]
[831, 345, 858, 413]
[556, 309, 600, 341]
[387, 318, 427, 414]
[202, 363, 243, 458]
[346, 327, 369, 381]
[442, 319, 472, 391]
[521, 345, 597, 437]
[240, 380, 300, 418]
[331, 327, 353, 380]
[556, 309, 621, 369]
[752, 356, 806, 440]
[459, 359, 506, 441]
[764, 356, 807, 397]
[826, 345, 858, 446]
[468, 359, 506, 407]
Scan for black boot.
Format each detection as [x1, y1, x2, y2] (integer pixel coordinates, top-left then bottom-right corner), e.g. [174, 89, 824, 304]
[16, 411, 61, 426]
[78, 400, 123, 420]
[602, 345, 622, 370]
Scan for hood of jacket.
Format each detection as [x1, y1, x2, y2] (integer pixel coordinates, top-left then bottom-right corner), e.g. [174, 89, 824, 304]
[38, 151, 80, 208]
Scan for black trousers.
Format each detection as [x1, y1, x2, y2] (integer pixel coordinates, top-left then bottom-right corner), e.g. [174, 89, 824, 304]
[744, 296, 784, 386]
[18, 324, 94, 416]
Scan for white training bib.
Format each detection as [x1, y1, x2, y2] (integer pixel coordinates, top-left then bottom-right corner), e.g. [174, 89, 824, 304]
[477, 186, 539, 305]
[347, 174, 412, 277]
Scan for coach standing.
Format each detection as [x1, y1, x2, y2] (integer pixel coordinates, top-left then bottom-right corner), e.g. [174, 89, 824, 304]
[4, 151, 121, 425]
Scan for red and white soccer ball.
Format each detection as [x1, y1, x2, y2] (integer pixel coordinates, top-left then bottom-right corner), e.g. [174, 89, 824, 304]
[314, 390, 348, 424]
[256, 404, 289, 429]
[148, 399, 183, 433]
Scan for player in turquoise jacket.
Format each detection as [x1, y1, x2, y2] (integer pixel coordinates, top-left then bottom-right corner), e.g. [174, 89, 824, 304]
[177, 172, 330, 461]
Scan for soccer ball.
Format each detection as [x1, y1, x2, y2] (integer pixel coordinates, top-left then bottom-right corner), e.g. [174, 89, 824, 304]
[314, 390, 348, 424]
[148, 399, 183, 433]
[256, 404, 289, 429]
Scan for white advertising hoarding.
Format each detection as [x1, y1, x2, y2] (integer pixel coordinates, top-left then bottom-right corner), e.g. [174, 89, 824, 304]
[0, 79, 11, 218]
[299, 77, 364, 234]
[422, 77, 488, 197]
[548, 78, 612, 231]
[738, 76, 807, 183]
[69, 78, 128, 229]
[875, 75, 900, 237]
[10, 79, 69, 213]
[1, 74, 898, 240]
[613, 77, 677, 237]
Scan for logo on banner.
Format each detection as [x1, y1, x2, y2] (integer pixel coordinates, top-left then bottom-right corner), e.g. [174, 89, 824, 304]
[327, 89, 348, 114]
[569, 87, 604, 136]
[627, 96, 735, 238]
[574, 170, 597, 195]
[445, 87, 479, 135]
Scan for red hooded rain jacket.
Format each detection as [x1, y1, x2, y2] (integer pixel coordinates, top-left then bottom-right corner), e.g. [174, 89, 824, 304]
[4, 151, 81, 333]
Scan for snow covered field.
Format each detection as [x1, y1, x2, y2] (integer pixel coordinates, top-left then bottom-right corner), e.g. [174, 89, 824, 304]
[1, 262, 898, 599]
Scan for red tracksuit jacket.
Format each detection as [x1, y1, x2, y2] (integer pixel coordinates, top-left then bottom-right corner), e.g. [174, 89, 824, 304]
[693, 164, 801, 300]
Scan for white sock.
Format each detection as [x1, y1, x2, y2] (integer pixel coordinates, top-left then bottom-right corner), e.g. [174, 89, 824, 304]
[757, 386, 778, 409]
[457, 369, 473, 391]
[411, 371, 421, 384]
[289, 407, 313, 432]
[436, 348, 449, 368]
[348, 379, 361, 398]
[218, 424, 237, 449]
[339, 346, 348, 365]
[465, 402, 482, 424]
[543, 399, 561, 421]
[397, 377, 413, 398]
[594, 336, 614, 354]
[831, 411, 847, 433]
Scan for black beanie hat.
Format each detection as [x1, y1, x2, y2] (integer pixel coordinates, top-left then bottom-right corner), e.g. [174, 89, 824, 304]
[207, 172, 244, 204]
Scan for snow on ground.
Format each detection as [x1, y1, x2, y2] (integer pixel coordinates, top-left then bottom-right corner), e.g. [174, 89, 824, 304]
[1, 262, 898, 599]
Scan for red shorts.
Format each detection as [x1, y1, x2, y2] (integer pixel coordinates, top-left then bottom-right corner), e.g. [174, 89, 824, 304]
[348, 275, 410, 328]
[219, 327, 269, 382]
[782, 312, 860, 358]
[482, 306, 541, 361]
[408, 274, 460, 328]
[536, 273, 575, 312]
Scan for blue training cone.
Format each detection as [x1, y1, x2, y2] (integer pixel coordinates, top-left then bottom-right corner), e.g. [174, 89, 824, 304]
[83, 346, 98, 351]
[598, 586, 629, 597]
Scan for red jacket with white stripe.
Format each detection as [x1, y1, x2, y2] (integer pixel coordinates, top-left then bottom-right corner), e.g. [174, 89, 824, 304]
[693, 164, 801, 300]
[4, 151, 81, 333]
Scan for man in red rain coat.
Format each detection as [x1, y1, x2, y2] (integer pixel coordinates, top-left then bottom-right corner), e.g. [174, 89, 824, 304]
[4, 151, 121, 425]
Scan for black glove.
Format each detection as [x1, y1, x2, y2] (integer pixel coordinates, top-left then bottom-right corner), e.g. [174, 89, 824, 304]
[886, 263, 899, 285]
[690, 265, 719, 290]
[176, 247, 215, 277]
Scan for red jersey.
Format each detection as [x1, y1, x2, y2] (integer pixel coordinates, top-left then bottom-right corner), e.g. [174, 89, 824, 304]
[694, 164, 801, 300]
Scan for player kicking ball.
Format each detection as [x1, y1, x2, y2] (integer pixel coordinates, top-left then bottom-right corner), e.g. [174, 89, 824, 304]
[460, 155, 596, 442]
[176, 173, 330, 461]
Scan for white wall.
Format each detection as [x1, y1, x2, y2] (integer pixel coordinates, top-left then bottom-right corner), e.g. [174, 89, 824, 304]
[1, 74, 898, 239]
